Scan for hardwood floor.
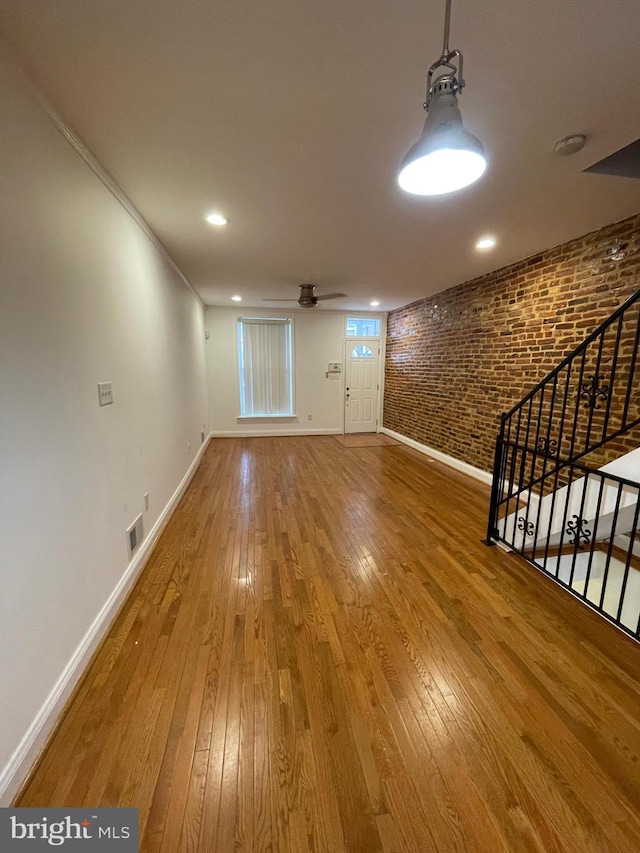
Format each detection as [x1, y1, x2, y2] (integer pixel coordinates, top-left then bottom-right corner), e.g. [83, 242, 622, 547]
[17, 436, 640, 851]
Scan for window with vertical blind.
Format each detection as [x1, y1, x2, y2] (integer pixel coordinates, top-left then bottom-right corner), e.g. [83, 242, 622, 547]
[237, 317, 294, 417]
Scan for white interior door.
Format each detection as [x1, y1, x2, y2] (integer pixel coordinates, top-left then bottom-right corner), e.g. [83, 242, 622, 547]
[344, 339, 380, 433]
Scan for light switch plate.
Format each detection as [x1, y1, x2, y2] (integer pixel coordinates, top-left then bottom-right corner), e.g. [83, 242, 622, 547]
[98, 382, 113, 406]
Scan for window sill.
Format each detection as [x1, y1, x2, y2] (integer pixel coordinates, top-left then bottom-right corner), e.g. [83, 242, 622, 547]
[237, 414, 297, 420]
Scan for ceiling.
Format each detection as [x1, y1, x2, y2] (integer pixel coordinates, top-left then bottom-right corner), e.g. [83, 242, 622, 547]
[1, 0, 640, 312]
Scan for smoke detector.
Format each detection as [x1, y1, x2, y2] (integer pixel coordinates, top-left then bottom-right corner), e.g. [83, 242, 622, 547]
[554, 134, 587, 156]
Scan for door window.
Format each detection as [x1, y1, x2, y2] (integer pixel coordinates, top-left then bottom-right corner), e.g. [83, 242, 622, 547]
[351, 345, 374, 358]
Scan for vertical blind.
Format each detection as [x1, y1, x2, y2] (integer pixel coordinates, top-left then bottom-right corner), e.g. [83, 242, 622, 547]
[237, 318, 293, 416]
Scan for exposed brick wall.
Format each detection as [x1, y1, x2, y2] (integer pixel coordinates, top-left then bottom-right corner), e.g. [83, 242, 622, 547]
[384, 213, 640, 473]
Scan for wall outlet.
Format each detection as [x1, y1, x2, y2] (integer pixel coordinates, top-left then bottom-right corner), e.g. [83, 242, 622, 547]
[187, 441, 191, 450]
[144, 492, 149, 511]
[307, 414, 312, 421]
[97, 382, 113, 406]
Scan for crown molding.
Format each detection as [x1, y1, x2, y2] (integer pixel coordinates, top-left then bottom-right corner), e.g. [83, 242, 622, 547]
[1, 45, 203, 306]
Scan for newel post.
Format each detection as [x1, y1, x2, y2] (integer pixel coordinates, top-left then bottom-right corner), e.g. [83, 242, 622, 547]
[482, 412, 507, 546]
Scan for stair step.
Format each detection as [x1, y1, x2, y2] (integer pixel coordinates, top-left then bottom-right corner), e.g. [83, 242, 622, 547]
[537, 552, 640, 631]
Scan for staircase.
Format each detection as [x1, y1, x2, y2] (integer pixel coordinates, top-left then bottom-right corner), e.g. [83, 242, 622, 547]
[485, 288, 640, 640]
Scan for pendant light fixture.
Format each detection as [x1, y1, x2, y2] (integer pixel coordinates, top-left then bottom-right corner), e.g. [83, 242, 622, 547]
[398, 0, 487, 196]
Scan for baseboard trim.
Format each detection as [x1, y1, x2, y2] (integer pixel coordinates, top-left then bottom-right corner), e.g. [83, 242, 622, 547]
[0, 434, 212, 806]
[210, 428, 342, 438]
[380, 427, 492, 486]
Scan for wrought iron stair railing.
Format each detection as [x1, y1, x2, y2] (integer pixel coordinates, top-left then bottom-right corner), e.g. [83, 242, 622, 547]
[484, 287, 640, 640]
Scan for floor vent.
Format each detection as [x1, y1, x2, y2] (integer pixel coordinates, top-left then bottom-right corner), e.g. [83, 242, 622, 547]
[126, 514, 144, 558]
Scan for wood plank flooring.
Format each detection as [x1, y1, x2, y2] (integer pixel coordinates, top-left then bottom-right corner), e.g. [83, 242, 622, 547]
[16, 436, 640, 851]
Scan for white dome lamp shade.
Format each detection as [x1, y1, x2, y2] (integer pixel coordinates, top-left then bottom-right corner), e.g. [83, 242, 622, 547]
[398, 78, 486, 195]
[398, 0, 487, 196]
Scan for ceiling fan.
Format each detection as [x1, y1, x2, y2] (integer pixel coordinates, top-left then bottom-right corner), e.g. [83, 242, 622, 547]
[263, 283, 347, 309]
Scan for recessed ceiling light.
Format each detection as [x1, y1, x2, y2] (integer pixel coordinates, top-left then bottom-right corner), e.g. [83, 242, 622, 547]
[205, 213, 229, 226]
[476, 236, 496, 250]
[370, 300, 380, 307]
[231, 295, 242, 302]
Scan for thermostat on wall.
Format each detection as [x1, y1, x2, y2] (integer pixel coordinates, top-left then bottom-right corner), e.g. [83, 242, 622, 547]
[328, 362, 342, 373]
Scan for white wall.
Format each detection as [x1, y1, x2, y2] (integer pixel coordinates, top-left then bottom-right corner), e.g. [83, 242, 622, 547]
[205, 307, 386, 435]
[0, 58, 208, 801]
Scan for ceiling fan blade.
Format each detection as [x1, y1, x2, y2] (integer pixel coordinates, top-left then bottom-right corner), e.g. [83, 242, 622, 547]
[315, 292, 347, 301]
[262, 298, 298, 302]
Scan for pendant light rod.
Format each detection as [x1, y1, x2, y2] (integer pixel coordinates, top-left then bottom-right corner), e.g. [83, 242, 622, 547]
[442, 0, 451, 55]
